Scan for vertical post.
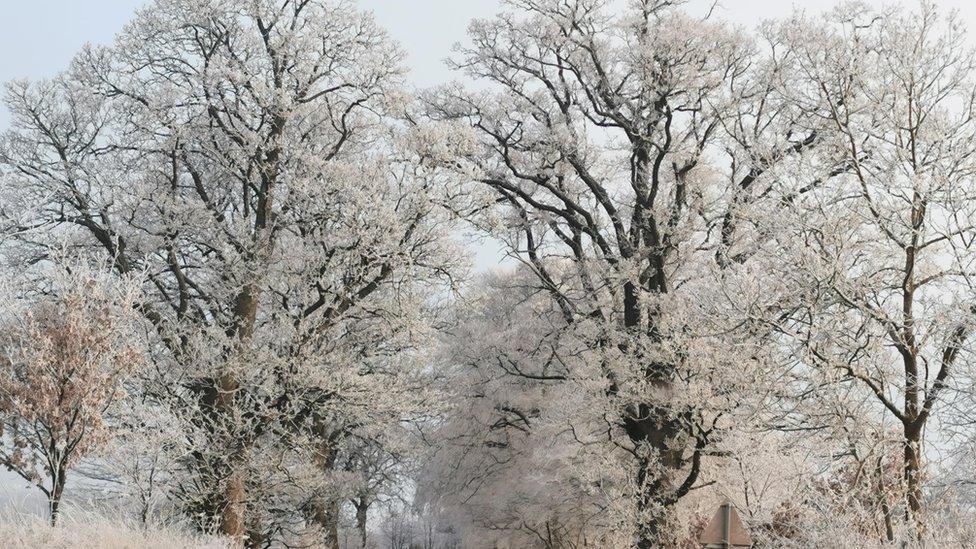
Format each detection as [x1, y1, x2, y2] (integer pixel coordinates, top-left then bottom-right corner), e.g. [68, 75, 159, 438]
[722, 502, 731, 549]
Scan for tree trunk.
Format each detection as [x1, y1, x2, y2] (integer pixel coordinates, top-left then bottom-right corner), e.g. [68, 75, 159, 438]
[48, 470, 67, 527]
[621, 279, 684, 548]
[310, 431, 340, 548]
[628, 421, 681, 549]
[218, 283, 260, 544]
[326, 506, 339, 549]
[355, 499, 369, 548]
[222, 470, 247, 545]
[904, 425, 925, 541]
[313, 499, 341, 549]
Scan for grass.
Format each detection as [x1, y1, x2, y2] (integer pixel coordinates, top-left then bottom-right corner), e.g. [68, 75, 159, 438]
[0, 508, 229, 549]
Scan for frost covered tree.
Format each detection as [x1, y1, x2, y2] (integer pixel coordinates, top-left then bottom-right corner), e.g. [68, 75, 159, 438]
[0, 263, 143, 526]
[419, 269, 615, 547]
[338, 438, 407, 549]
[0, 0, 463, 544]
[424, 0, 815, 545]
[5, 0, 976, 547]
[757, 2, 976, 542]
[74, 393, 186, 526]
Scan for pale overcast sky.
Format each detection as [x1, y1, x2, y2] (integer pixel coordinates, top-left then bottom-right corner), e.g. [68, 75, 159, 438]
[3, 0, 976, 108]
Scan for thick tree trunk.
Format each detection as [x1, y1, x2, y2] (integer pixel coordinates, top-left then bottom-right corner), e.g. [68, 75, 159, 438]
[217, 436, 247, 544]
[326, 507, 340, 549]
[621, 279, 686, 547]
[904, 424, 925, 541]
[222, 471, 247, 544]
[310, 432, 341, 548]
[219, 284, 259, 545]
[626, 411, 682, 549]
[312, 499, 341, 549]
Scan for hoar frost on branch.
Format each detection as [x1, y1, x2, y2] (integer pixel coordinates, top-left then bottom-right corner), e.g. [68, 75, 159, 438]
[751, 2, 976, 544]
[421, 0, 816, 546]
[0, 0, 466, 546]
[3, 0, 976, 548]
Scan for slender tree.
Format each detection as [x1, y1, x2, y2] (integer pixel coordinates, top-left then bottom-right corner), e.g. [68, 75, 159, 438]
[763, 3, 976, 541]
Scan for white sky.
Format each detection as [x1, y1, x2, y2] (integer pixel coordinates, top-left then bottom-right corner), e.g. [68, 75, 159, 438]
[4, 0, 976, 105]
[3, 0, 975, 142]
